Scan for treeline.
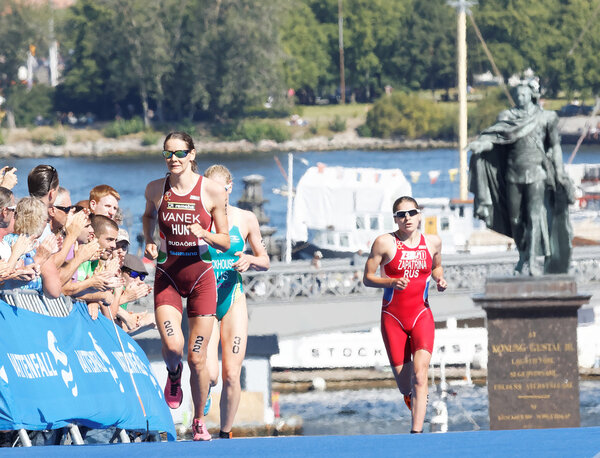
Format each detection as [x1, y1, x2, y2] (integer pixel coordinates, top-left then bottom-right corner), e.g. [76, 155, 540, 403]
[1, 0, 599, 126]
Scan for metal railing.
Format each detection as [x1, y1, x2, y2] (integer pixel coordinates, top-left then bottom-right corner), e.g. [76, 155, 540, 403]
[0, 289, 73, 317]
[244, 247, 600, 303]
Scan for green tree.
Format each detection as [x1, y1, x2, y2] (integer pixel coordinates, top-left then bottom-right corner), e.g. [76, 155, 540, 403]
[365, 92, 454, 139]
[392, 0, 455, 93]
[0, 0, 51, 127]
[194, 0, 288, 119]
[57, 0, 123, 117]
[280, 2, 331, 101]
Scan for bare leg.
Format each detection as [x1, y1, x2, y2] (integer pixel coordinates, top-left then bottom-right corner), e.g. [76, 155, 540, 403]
[206, 318, 220, 387]
[188, 315, 214, 420]
[411, 349, 432, 431]
[219, 295, 248, 432]
[155, 305, 184, 372]
[391, 361, 413, 396]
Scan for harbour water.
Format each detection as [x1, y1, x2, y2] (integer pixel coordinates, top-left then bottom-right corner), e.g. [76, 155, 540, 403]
[3, 144, 599, 252]
[279, 380, 600, 435]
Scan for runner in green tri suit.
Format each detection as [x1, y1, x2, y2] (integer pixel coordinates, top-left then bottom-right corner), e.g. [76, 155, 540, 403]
[209, 220, 246, 321]
[203, 165, 270, 439]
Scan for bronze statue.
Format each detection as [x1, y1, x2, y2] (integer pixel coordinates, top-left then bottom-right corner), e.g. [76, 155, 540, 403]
[468, 79, 575, 275]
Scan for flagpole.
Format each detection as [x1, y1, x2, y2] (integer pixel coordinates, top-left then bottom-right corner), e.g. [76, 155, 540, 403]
[448, 1, 477, 201]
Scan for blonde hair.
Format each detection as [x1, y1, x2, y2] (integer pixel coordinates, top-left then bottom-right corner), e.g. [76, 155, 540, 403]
[14, 197, 47, 237]
[204, 164, 232, 183]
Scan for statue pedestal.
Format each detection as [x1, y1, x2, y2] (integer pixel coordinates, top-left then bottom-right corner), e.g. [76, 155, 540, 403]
[473, 276, 590, 430]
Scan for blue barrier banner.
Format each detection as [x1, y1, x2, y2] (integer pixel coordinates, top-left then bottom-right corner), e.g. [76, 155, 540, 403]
[0, 300, 176, 441]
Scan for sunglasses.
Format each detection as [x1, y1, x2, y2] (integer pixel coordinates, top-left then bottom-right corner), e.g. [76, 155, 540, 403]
[123, 268, 147, 281]
[54, 205, 86, 213]
[54, 205, 73, 213]
[394, 209, 420, 219]
[162, 150, 190, 159]
[5, 205, 15, 212]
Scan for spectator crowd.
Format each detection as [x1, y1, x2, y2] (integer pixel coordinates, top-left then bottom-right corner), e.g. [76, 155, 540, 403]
[0, 164, 155, 334]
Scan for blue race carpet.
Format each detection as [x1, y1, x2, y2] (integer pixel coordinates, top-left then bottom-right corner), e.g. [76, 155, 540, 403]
[1, 427, 599, 457]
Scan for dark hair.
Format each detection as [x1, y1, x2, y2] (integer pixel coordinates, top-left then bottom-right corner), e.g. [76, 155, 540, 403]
[90, 214, 118, 236]
[0, 186, 13, 209]
[28, 165, 59, 198]
[163, 131, 198, 173]
[392, 196, 419, 212]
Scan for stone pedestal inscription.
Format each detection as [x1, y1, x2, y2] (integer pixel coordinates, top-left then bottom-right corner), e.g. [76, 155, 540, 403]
[473, 276, 590, 430]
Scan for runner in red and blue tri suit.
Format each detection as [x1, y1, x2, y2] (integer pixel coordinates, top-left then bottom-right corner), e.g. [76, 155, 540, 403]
[143, 131, 230, 441]
[364, 196, 447, 434]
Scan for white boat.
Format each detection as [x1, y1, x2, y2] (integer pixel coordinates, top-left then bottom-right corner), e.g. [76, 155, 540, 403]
[289, 164, 507, 259]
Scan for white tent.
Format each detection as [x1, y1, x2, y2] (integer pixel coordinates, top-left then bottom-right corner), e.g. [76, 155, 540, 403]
[291, 165, 412, 242]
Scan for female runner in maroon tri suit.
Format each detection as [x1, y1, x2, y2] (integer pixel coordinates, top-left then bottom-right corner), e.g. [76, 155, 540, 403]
[143, 131, 230, 441]
[363, 196, 447, 433]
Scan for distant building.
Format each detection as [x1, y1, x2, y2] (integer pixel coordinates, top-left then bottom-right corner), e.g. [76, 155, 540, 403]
[472, 71, 504, 87]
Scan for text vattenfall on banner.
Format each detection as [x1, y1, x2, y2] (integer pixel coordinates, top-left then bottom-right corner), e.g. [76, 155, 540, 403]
[0, 300, 176, 440]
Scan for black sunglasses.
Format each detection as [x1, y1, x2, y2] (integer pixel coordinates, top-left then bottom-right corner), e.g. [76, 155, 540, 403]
[162, 150, 190, 159]
[123, 268, 147, 281]
[54, 204, 86, 213]
[54, 204, 73, 213]
[394, 209, 420, 219]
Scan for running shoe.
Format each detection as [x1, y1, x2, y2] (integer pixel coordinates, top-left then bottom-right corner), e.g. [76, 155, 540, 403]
[404, 393, 412, 411]
[203, 386, 212, 416]
[192, 418, 211, 441]
[164, 362, 183, 409]
[219, 430, 232, 439]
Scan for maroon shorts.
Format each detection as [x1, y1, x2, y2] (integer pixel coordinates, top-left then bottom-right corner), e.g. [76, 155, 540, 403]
[381, 307, 434, 366]
[154, 267, 217, 317]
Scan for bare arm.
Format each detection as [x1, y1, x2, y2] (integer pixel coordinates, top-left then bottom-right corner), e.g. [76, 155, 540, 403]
[40, 260, 62, 298]
[143, 180, 160, 259]
[426, 234, 447, 292]
[74, 290, 114, 306]
[53, 210, 89, 268]
[363, 234, 409, 290]
[6, 235, 35, 269]
[58, 240, 100, 286]
[232, 209, 270, 272]
[189, 177, 230, 252]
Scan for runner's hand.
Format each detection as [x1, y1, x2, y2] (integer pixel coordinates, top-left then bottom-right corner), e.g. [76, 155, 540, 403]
[187, 223, 207, 239]
[233, 252, 250, 272]
[390, 277, 410, 290]
[145, 242, 158, 259]
[437, 278, 448, 292]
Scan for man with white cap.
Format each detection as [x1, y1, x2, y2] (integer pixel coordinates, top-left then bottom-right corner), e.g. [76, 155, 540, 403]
[115, 228, 130, 265]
